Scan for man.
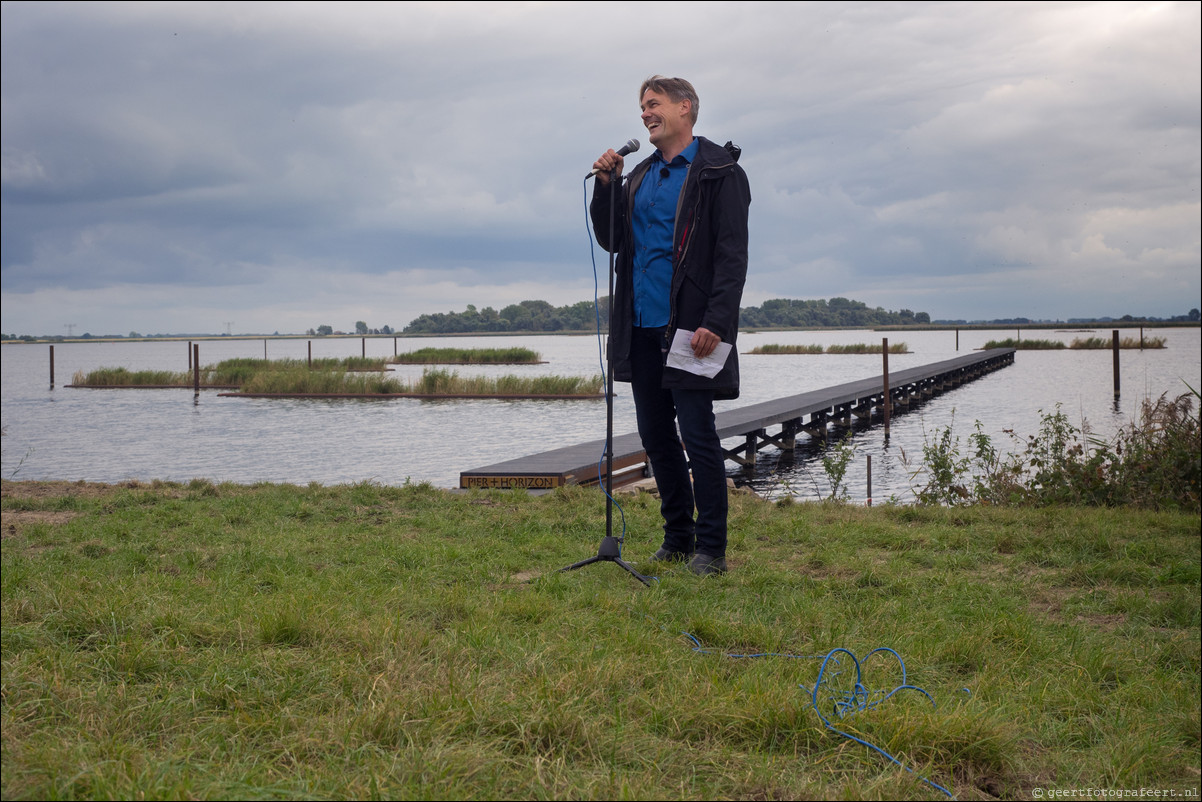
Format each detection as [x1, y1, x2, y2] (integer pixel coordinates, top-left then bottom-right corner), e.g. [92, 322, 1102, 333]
[590, 75, 750, 576]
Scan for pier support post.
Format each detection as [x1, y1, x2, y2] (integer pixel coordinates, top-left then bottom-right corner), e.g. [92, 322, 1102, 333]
[1112, 330, 1120, 398]
[49, 345, 55, 388]
[780, 420, 799, 452]
[803, 413, 829, 440]
[866, 454, 872, 507]
[882, 338, 891, 434]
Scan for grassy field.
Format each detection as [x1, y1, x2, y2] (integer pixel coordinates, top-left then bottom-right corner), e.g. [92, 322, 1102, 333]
[1, 479, 1198, 800]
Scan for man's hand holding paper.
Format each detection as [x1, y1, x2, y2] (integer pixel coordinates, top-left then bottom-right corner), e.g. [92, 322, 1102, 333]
[666, 328, 732, 379]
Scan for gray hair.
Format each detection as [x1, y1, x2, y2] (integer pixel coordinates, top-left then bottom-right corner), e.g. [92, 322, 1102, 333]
[639, 75, 699, 125]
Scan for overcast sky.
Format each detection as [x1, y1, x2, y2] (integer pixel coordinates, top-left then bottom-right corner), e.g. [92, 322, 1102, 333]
[2, 1, 1199, 336]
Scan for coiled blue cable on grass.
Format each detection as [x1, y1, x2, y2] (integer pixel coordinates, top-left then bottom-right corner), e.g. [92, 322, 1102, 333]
[683, 634, 956, 799]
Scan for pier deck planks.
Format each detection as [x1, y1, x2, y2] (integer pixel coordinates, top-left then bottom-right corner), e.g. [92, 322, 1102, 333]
[459, 348, 1015, 490]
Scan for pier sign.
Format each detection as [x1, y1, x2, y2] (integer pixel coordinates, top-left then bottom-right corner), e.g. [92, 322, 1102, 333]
[461, 475, 562, 490]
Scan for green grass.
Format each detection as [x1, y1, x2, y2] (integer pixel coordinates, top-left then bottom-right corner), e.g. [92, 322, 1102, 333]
[1069, 336, 1167, 349]
[750, 343, 909, 355]
[2, 480, 1198, 800]
[392, 347, 543, 364]
[749, 343, 825, 355]
[236, 368, 602, 396]
[69, 360, 600, 397]
[982, 337, 1168, 350]
[981, 338, 1066, 350]
[71, 357, 391, 388]
[70, 367, 199, 386]
[217, 356, 391, 373]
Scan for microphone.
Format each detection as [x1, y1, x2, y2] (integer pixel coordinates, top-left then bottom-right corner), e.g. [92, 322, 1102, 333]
[587, 138, 640, 178]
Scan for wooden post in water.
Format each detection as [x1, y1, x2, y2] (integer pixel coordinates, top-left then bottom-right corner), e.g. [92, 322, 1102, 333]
[1140, 326, 1144, 350]
[264, 339, 268, 360]
[362, 337, 366, 358]
[882, 338, 891, 433]
[866, 454, 872, 507]
[49, 345, 55, 388]
[187, 341, 192, 371]
[308, 341, 312, 369]
[193, 343, 200, 395]
[1112, 330, 1120, 398]
[394, 336, 398, 356]
[955, 328, 959, 352]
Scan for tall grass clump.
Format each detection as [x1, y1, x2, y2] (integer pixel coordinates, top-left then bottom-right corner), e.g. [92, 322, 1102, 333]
[236, 368, 602, 396]
[413, 368, 602, 396]
[1070, 335, 1167, 349]
[825, 342, 909, 354]
[981, 338, 1064, 350]
[313, 356, 389, 371]
[211, 356, 388, 379]
[750, 343, 909, 355]
[239, 369, 406, 394]
[71, 367, 192, 386]
[392, 347, 542, 364]
[910, 390, 1201, 512]
[72, 357, 391, 388]
[750, 344, 825, 355]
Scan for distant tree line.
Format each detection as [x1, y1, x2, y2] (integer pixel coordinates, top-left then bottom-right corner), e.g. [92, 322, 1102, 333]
[307, 322, 395, 336]
[403, 301, 608, 334]
[398, 298, 1202, 335]
[738, 297, 930, 328]
[3, 305, 1195, 342]
[399, 297, 930, 334]
[934, 309, 1200, 326]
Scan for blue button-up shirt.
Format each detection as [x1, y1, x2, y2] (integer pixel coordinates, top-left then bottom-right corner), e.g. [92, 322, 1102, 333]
[631, 138, 698, 328]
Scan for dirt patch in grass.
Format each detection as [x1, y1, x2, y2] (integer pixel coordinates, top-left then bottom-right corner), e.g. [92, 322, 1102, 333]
[2, 479, 133, 500]
[3, 509, 78, 537]
[1, 480, 183, 538]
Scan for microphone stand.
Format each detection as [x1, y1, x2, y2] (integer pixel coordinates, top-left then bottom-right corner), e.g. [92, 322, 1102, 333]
[558, 165, 652, 586]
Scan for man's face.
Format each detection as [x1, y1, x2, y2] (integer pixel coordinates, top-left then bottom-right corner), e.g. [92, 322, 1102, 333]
[640, 88, 690, 149]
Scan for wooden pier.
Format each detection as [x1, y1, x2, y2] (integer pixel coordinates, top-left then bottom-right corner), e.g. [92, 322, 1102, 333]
[459, 348, 1016, 490]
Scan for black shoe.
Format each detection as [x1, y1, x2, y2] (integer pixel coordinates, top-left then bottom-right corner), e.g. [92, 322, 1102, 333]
[649, 547, 693, 563]
[689, 553, 728, 576]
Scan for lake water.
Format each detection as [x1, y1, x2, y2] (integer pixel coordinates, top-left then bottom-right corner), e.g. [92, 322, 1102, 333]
[2, 327, 1198, 503]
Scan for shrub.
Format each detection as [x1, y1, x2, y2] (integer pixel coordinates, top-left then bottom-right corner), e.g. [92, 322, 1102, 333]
[912, 390, 1200, 512]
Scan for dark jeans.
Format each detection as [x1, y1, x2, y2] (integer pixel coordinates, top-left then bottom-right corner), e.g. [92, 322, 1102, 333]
[629, 327, 728, 558]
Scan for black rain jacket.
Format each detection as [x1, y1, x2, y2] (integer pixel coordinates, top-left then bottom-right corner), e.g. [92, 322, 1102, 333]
[591, 136, 750, 400]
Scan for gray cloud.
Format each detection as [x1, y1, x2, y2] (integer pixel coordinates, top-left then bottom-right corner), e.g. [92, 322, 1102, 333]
[2, 0, 1198, 335]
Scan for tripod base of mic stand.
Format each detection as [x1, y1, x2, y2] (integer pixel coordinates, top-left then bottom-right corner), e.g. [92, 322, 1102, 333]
[558, 536, 653, 586]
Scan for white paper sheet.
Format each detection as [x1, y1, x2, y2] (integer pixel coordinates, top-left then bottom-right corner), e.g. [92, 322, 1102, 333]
[665, 328, 732, 378]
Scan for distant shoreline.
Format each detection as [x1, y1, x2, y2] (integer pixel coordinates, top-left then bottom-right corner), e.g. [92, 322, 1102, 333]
[4, 321, 1198, 346]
